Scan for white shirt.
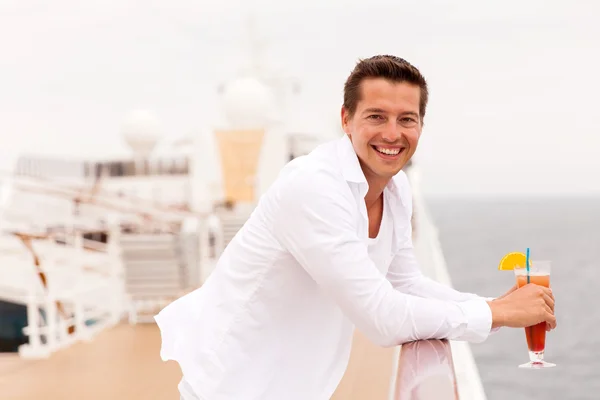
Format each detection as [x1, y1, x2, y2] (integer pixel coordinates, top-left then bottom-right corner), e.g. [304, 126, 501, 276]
[155, 134, 493, 400]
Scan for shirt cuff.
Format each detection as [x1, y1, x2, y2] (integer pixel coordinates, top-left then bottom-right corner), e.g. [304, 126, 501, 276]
[455, 298, 493, 343]
[482, 297, 501, 334]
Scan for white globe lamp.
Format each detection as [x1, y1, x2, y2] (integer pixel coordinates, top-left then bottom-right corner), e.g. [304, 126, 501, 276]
[121, 109, 162, 156]
[221, 77, 274, 129]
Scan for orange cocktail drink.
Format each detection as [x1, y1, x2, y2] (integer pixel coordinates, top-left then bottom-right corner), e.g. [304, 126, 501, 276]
[515, 271, 549, 352]
[514, 260, 555, 368]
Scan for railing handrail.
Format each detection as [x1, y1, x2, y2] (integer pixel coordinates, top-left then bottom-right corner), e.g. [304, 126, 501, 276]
[0, 171, 208, 222]
[391, 339, 459, 400]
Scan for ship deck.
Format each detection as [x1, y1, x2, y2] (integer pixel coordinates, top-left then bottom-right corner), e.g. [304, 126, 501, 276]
[0, 324, 182, 400]
[0, 323, 396, 400]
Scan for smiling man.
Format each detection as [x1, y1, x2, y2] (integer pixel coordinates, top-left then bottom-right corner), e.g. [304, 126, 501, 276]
[155, 55, 556, 400]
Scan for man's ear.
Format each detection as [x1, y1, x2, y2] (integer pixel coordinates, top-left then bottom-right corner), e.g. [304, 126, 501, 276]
[341, 106, 350, 134]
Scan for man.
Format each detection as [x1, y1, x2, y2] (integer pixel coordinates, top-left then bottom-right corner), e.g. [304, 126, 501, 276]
[156, 55, 556, 400]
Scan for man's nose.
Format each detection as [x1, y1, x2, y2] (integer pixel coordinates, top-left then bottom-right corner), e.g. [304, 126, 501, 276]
[381, 122, 403, 142]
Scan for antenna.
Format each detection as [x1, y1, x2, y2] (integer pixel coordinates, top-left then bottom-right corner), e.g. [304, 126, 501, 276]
[216, 12, 301, 126]
[244, 14, 267, 78]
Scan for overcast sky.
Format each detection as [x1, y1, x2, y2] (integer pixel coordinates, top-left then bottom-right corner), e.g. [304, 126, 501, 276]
[1, 0, 599, 197]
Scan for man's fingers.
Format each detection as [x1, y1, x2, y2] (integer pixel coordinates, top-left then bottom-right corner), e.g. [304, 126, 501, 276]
[542, 287, 555, 330]
[541, 286, 554, 301]
[544, 308, 557, 329]
[543, 292, 555, 312]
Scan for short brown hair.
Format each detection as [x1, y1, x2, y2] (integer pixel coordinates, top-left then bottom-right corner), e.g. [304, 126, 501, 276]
[343, 55, 429, 121]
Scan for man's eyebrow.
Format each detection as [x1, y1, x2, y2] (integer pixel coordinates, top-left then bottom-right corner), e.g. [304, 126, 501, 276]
[362, 108, 386, 114]
[401, 111, 420, 118]
[362, 108, 419, 117]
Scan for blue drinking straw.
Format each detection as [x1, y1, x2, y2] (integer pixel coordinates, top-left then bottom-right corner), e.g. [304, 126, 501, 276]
[526, 247, 531, 284]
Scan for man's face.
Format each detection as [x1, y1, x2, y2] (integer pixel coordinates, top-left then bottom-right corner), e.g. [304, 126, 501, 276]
[342, 78, 422, 181]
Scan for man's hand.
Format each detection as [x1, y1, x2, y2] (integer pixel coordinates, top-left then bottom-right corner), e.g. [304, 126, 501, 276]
[495, 284, 518, 301]
[487, 284, 556, 330]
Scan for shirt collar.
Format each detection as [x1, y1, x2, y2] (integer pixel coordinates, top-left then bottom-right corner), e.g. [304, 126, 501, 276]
[337, 134, 367, 184]
[336, 134, 406, 207]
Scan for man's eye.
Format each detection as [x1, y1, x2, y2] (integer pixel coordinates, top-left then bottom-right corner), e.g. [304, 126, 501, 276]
[400, 117, 418, 127]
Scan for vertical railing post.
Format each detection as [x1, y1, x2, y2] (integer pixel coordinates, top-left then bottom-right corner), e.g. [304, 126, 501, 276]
[24, 289, 41, 352]
[71, 231, 88, 341]
[44, 255, 59, 352]
[209, 214, 224, 260]
[198, 217, 210, 284]
[107, 217, 124, 325]
[74, 299, 90, 341]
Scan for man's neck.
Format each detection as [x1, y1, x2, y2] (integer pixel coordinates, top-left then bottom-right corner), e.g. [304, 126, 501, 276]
[364, 177, 389, 209]
[358, 160, 391, 209]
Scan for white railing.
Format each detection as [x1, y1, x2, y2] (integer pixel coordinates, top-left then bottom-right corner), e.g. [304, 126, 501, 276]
[390, 339, 460, 400]
[0, 225, 125, 359]
[1, 172, 229, 357]
[399, 166, 488, 400]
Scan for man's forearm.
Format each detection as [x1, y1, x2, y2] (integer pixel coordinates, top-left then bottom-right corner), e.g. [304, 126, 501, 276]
[396, 274, 481, 303]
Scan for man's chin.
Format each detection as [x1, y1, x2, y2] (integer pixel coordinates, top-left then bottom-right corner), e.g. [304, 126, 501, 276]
[378, 159, 407, 175]
[373, 166, 404, 180]
[361, 156, 407, 180]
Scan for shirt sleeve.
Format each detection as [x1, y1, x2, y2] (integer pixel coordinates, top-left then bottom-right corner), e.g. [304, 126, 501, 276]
[386, 246, 481, 302]
[386, 174, 500, 334]
[270, 168, 493, 347]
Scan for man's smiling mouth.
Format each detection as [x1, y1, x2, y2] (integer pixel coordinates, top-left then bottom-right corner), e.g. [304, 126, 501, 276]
[372, 145, 405, 157]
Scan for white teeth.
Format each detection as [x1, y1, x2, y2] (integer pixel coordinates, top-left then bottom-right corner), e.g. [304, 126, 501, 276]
[375, 146, 401, 155]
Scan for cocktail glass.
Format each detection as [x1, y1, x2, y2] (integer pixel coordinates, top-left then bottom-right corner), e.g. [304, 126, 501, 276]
[514, 260, 556, 368]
